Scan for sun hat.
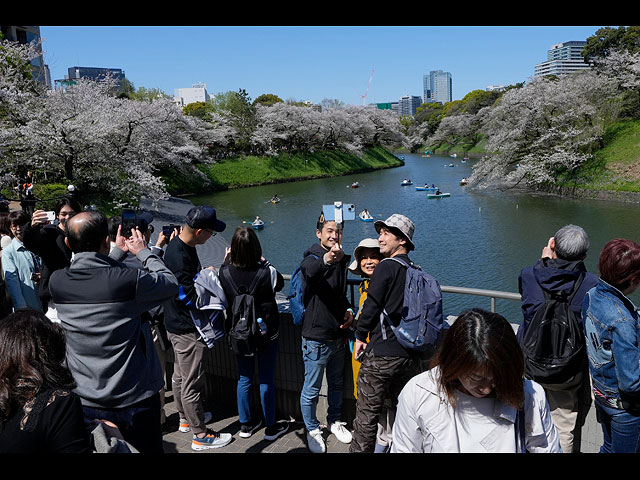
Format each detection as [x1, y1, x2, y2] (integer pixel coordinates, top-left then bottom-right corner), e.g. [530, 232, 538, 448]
[185, 206, 226, 232]
[348, 238, 381, 276]
[374, 214, 415, 251]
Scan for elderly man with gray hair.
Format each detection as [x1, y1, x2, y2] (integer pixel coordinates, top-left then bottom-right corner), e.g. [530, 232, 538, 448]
[517, 224, 599, 453]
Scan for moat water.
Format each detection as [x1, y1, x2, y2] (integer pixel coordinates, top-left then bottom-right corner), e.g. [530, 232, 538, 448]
[190, 153, 640, 325]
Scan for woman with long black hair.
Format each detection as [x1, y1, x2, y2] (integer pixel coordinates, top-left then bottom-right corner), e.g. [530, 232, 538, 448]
[219, 226, 289, 442]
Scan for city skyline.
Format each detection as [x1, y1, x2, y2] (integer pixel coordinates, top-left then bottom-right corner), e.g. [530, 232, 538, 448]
[40, 26, 606, 106]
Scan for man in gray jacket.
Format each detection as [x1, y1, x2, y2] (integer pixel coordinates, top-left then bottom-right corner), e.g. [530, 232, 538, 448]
[49, 210, 179, 453]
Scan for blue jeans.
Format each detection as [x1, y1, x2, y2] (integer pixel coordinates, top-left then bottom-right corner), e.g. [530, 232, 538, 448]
[82, 393, 162, 453]
[595, 399, 640, 453]
[236, 339, 279, 427]
[300, 337, 345, 432]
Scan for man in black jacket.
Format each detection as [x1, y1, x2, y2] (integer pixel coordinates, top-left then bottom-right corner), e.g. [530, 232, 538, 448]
[299, 213, 354, 453]
[162, 205, 232, 451]
[518, 224, 598, 453]
[350, 214, 424, 453]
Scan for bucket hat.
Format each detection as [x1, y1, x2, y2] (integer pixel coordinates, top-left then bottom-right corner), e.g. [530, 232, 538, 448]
[374, 214, 415, 251]
[348, 238, 381, 276]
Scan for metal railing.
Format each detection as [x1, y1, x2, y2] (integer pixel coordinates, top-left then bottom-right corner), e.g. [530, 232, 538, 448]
[281, 275, 522, 313]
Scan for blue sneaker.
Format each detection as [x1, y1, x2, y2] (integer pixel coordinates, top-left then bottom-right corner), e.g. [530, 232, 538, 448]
[192, 429, 232, 451]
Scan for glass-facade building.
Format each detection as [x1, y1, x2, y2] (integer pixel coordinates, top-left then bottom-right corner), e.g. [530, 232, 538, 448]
[423, 70, 452, 105]
[0, 25, 50, 88]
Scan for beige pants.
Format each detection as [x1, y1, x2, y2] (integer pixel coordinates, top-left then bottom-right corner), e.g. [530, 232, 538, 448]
[540, 369, 592, 453]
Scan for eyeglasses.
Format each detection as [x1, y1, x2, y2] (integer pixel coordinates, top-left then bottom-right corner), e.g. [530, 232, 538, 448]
[204, 229, 217, 237]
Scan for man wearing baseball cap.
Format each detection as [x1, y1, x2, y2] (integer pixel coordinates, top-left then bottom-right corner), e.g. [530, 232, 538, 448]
[350, 214, 426, 453]
[162, 205, 232, 451]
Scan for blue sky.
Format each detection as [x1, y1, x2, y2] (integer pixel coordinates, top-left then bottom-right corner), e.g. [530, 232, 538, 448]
[40, 26, 606, 105]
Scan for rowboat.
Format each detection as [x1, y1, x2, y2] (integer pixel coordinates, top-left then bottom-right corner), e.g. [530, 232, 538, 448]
[427, 193, 450, 199]
[415, 186, 438, 191]
[401, 180, 413, 186]
[252, 220, 265, 230]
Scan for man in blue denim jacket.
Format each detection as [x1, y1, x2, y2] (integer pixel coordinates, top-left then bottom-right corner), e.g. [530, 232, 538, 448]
[518, 224, 598, 453]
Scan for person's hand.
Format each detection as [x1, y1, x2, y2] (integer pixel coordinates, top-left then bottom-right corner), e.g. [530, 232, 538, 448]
[155, 230, 170, 248]
[125, 227, 147, 256]
[541, 237, 555, 259]
[354, 339, 367, 359]
[114, 225, 128, 252]
[341, 309, 354, 329]
[31, 210, 49, 227]
[90, 419, 124, 440]
[324, 243, 344, 265]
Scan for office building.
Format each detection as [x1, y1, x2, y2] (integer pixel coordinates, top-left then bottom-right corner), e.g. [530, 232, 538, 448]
[534, 41, 592, 77]
[54, 66, 126, 91]
[423, 70, 452, 105]
[1, 25, 50, 88]
[398, 95, 422, 116]
[67, 66, 126, 84]
[174, 83, 210, 107]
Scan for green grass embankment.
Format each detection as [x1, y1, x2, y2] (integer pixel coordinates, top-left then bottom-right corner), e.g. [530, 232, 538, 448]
[162, 146, 403, 195]
[564, 118, 640, 193]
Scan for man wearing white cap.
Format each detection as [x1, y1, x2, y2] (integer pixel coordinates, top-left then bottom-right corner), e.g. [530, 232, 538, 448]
[350, 214, 426, 453]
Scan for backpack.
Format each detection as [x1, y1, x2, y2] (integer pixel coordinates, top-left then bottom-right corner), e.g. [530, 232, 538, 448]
[379, 257, 444, 354]
[521, 273, 585, 384]
[220, 266, 270, 356]
[287, 254, 318, 326]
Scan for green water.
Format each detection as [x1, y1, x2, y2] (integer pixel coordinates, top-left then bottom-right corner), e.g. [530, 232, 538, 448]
[191, 153, 640, 324]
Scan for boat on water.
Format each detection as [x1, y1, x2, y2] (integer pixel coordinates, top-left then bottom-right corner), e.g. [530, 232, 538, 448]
[401, 179, 413, 186]
[270, 195, 280, 204]
[359, 213, 374, 222]
[450, 153, 457, 158]
[415, 186, 438, 191]
[351, 181, 360, 188]
[460, 178, 468, 186]
[427, 192, 451, 199]
[252, 220, 265, 229]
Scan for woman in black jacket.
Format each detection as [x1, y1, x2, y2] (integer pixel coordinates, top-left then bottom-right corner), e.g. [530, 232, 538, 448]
[219, 226, 288, 441]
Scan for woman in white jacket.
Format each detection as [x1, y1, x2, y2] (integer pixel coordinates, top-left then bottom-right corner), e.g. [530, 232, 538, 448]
[391, 308, 561, 453]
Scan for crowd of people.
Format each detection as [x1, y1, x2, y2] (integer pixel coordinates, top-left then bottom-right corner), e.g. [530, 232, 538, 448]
[0, 191, 639, 454]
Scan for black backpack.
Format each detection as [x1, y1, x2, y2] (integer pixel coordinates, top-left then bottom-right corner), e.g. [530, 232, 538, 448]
[220, 266, 270, 357]
[521, 273, 585, 384]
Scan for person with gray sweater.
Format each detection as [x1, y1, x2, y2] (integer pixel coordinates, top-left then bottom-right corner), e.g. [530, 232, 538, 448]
[49, 211, 178, 453]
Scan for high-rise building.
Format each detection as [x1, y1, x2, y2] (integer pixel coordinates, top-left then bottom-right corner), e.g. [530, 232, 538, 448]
[534, 41, 592, 77]
[1, 25, 50, 88]
[174, 83, 210, 107]
[398, 95, 422, 116]
[423, 70, 452, 105]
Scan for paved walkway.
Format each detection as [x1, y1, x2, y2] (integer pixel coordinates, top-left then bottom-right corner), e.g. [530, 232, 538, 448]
[160, 391, 351, 454]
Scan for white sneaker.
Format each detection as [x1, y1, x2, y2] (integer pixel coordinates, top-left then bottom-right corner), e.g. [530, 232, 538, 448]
[179, 411, 213, 433]
[330, 421, 352, 444]
[307, 428, 326, 453]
